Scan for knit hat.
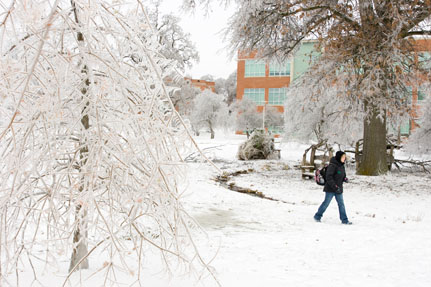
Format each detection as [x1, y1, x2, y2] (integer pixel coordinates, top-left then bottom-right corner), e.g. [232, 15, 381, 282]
[335, 151, 346, 163]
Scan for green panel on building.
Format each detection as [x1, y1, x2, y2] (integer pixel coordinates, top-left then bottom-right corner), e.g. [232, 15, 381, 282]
[400, 119, 410, 135]
[292, 41, 320, 81]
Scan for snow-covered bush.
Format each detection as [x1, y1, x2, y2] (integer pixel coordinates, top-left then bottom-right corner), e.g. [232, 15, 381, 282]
[190, 90, 229, 138]
[237, 130, 278, 160]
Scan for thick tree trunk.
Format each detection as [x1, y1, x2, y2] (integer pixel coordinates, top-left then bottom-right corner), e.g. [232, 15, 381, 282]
[357, 104, 388, 176]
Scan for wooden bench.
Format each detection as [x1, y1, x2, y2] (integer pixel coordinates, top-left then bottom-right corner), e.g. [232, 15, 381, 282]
[301, 141, 333, 180]
[300, 165, 315, 179]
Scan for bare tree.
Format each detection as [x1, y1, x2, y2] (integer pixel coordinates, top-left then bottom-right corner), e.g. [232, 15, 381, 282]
[0, 1, 217, 285]
[184, 0, 431, 175]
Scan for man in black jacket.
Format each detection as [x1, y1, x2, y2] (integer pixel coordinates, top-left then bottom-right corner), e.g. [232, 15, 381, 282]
[314, 151, 352, 225]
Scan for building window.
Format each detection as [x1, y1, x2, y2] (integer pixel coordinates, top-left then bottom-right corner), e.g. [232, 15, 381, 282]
[244, 88, 265, 105]
[269, 62, 290, 76]
[400, 119, 410, 135]
[418, 90, 426, 101]
[268, 88, 286, 105]
[245, 60, 266, 77]
[419, 52, 431, 70]
[268, 126, 284, 135]
[406, 86, 413, 104]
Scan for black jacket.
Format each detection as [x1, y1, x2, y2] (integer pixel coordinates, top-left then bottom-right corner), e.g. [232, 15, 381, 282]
[324, 157, 346, 194]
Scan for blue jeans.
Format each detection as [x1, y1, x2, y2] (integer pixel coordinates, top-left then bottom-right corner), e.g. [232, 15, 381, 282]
[314, 192, 349, 223]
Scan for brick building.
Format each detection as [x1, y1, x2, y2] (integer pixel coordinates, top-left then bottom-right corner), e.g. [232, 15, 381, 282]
[165, 76, 216, 115]
[184, 77, 215, 92]
[236, 40, 318, 135]
[408, 38, 431, 132]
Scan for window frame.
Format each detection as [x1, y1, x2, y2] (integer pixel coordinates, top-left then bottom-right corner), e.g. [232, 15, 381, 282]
[244, 60, 266, 78]
[268, 88, 287, 105]
[269, 61, 291, 77]
[244, 88, 265, 105]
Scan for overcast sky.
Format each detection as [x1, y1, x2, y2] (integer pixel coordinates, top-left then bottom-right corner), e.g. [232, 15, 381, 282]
[158, 1, 237, 80]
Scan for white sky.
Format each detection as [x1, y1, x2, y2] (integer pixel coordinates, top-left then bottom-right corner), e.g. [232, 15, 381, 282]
[158, 1, 237, 79]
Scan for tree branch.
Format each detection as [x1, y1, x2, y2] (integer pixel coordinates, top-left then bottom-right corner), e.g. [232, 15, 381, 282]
[404, 30, 431, 36]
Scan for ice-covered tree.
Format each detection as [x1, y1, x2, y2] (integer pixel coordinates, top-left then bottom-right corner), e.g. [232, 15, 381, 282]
[215, 71, 237, 105]
[0, 1, 216, 285]
[285, 60, 364, 147]
[233, 98, 263, 138]
[264, 106, 284, 134]
[200, 74, 215, 81]
[184, 0, 431, 176]
[225, 71, 237, 105]
[407, 96, 431, 154]
[190, 90, 229, 138]
[149, 1, 199, 72]
[214, 77, 227, 95]
[170, 79, 201, 116]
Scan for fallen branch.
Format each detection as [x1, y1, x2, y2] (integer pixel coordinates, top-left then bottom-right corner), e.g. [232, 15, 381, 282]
[183, 145, 226, 162]
[393, 159, 431, 173]
[214, 170, 296, 205]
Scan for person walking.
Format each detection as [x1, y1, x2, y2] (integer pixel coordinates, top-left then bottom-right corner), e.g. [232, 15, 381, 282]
[314, 151, 352, 225]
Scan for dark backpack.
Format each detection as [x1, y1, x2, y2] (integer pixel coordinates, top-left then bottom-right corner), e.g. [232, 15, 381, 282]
[315, 165, 328, 186]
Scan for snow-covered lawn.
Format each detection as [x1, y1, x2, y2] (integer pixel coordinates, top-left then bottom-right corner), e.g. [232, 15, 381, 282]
[13, 132, 431, 286]
[179, 133, 431, 287]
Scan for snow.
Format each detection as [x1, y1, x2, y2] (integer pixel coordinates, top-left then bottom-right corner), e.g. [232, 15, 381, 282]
[181, 132, 431, 287]
[13, 132, 431, 286]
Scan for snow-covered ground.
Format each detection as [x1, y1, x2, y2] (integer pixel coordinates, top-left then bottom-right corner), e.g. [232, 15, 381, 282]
[13, 132, 431, 286]
[180, 132, 431, 287]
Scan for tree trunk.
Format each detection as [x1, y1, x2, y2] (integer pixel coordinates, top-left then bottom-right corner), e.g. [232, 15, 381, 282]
[69, 205, 89, 271]
[69, 0, 89, 272]
[210, 126, 215, 139]
[69, 75, 90, 272]
[357, 103, 388, 176]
